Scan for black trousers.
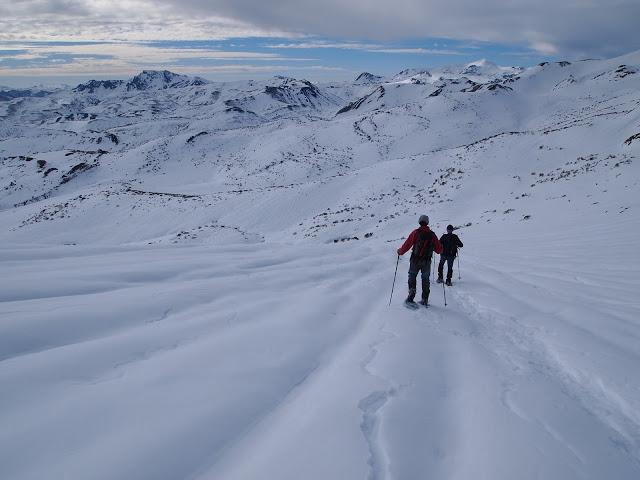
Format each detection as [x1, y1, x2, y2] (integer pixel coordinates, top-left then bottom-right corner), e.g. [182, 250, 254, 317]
[438, 254, 455, 280]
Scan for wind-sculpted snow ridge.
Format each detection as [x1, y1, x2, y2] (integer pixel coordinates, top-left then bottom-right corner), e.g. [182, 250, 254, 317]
[1, 51, 640, 479]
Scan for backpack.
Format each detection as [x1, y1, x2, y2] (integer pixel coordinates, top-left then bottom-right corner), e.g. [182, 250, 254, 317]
[411, 229, 434, 263]
[441, 233, 460, 256]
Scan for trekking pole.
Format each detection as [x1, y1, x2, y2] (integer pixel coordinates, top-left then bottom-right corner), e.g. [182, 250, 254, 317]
[389, 255, 400, 306]
[442, 275, 447, 306]
[457, 251, 461, 280]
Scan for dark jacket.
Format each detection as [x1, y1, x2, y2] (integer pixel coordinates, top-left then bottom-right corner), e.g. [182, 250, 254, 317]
[439, 233, 463, 257]
[398, 225, 443, 257]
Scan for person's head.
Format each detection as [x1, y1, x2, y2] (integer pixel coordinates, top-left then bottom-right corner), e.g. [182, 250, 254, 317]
[447, 224, 454, 232]
[419, 214, 429, 226]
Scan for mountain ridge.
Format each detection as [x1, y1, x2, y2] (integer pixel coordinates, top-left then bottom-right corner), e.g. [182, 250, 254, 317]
[0, 51, 638, 245]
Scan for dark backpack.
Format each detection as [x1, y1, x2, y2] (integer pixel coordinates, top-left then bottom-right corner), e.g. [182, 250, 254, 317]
[411, 229, 434, 263]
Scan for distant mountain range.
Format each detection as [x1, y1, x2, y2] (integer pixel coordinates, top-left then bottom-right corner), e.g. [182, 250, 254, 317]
[0, 51, 638, 245]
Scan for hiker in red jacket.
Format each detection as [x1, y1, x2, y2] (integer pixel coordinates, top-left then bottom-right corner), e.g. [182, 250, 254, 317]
[397, 215, 443, 305]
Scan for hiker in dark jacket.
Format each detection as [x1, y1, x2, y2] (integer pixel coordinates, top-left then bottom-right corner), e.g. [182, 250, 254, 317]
[397, 215, 443, 305]
[438, 224, 463, 286]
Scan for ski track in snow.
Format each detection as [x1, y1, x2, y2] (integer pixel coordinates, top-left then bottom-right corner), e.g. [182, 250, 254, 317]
[357, 322, 400, 480]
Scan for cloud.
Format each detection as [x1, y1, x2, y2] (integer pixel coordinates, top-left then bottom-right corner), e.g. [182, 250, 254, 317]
[265, 41, 381, 50]
[368, 48, 464, 55]
[158, 0, 640, 58]
[32, 42, 309, 62]
[4, 1, 638, 58]
[2, 0, 638, 83]
[0, 0, 92, 17]
[0, 41, 321, 78]
[0, 1, 295, 42]
[0, 58, 348, 84]
[265, 42, 464, 55]
[529, 41, 558, 56]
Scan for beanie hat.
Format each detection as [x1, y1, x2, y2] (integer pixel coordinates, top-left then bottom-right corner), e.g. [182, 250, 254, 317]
[419, 214, 429, 225]
[447, 224, 454, 231]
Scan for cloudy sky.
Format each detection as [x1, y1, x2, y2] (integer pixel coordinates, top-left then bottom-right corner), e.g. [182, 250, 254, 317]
[1, 0, 638, 86]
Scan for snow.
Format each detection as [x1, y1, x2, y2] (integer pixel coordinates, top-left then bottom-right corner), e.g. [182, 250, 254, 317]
[1, 51, 640, 479]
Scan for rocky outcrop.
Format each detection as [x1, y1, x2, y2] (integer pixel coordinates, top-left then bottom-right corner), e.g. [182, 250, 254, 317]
[74, 80, 124, 94]
[624, 133, 640, 145]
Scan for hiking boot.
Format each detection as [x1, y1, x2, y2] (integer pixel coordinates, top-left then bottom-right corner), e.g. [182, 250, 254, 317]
[421, 281, 430, 305]
[436, 277, 444, 284]
[406, 288, 416, 302]
[446, 279, 452, 286]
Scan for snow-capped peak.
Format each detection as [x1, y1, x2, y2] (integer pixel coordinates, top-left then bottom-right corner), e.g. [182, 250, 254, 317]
[392, 68, 432, 81]
[354, 72, 383, 84]
[461, 59, 502, 76]
[126, 70, 207, 91]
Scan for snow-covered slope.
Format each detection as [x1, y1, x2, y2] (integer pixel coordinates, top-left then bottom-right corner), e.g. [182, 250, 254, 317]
[2, 52, 637, 246]
[1, 52, 639, 479]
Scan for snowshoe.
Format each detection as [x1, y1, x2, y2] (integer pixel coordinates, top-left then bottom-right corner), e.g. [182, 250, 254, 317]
[405, 299, 419, 310]
[436, 277, 444, 284]
[446, 279, 452, 286]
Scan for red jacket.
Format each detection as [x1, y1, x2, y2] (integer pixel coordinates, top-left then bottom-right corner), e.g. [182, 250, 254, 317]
[397, 225, 443, 256]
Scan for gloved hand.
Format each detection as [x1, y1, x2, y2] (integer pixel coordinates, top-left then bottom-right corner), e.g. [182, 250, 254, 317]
[396, 249, 401, 256]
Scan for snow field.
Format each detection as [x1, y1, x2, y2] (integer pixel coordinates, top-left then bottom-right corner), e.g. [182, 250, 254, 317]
[2, 219, 639, 479]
